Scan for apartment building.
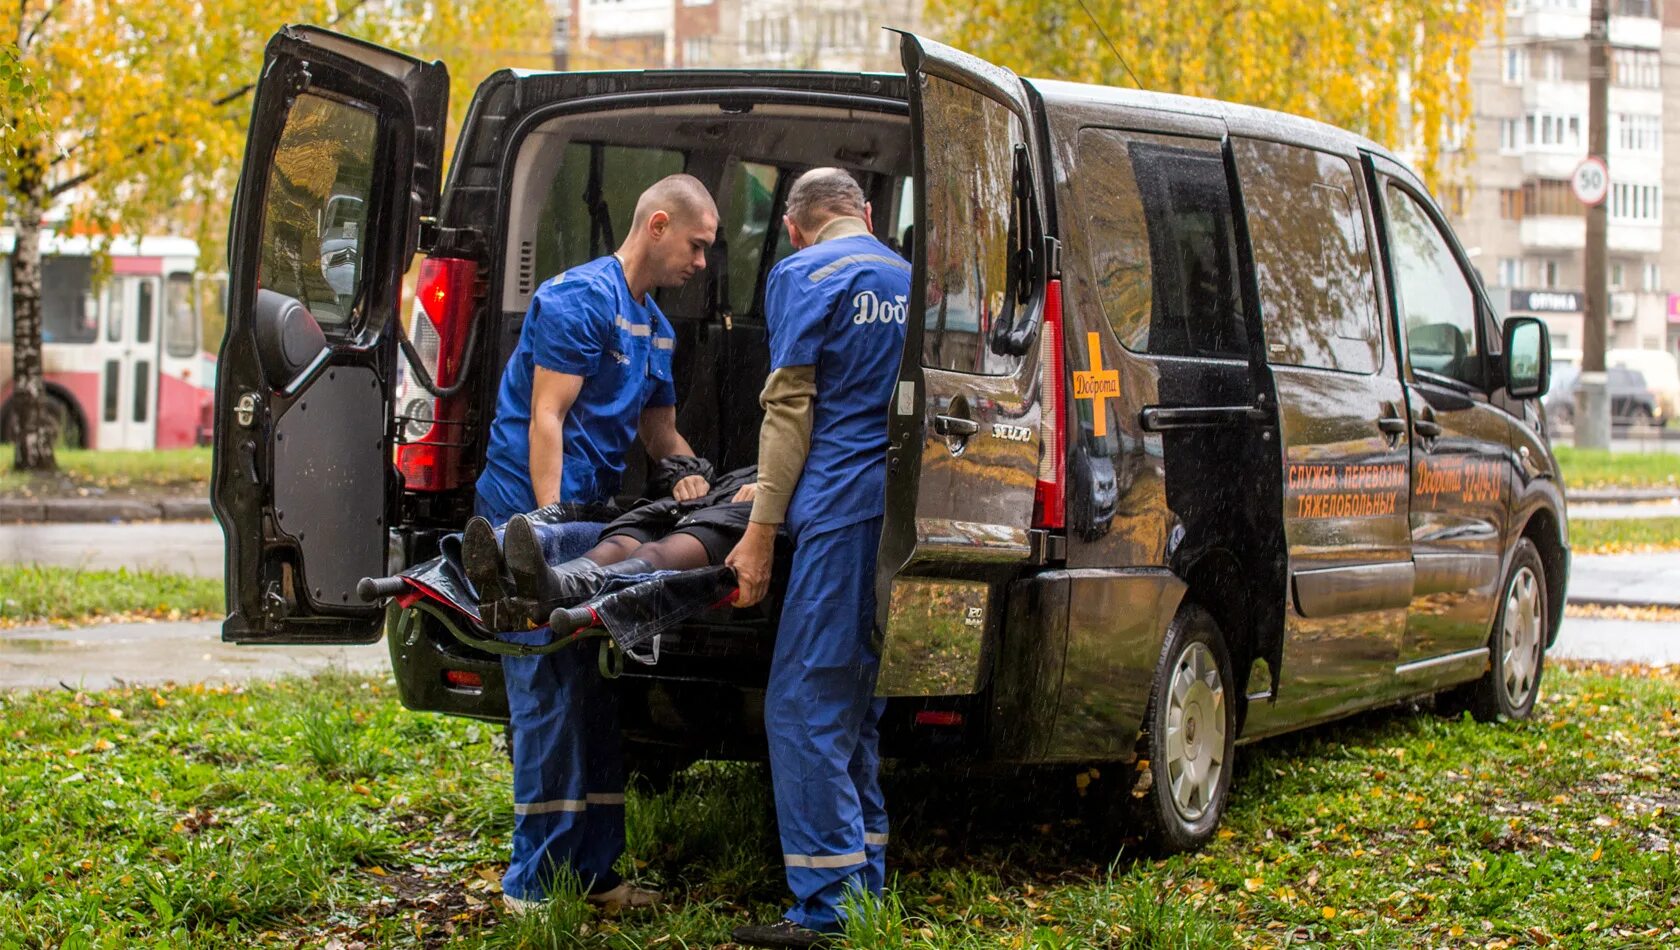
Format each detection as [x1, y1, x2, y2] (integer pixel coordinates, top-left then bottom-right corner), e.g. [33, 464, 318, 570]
[555, 0, 920, 72]
[1451, 0, 1674, 358]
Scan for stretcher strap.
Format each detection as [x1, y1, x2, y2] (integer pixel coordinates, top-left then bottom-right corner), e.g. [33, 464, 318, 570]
[397, 600, 608, 658]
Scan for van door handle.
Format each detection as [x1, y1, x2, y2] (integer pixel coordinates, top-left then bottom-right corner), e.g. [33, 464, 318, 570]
[1413, 418, 1443, 438]
[1377, 416, 1407, 435]
[933, 414, 980, 437]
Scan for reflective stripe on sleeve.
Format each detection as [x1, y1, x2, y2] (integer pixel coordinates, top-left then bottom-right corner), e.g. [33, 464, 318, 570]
[863, 832, 889, 847]
[513, 798, 588, 815]
[783, 850, 867, 870]
[807, 253, 912, 282]
[586, 792, 626, 805]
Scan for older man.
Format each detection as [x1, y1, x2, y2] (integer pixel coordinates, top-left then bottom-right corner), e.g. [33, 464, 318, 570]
[727, 168, 911, 948]
[471, 174, 717, 913]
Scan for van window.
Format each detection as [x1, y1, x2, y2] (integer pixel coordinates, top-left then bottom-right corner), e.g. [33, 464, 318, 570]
[257, 91, 377, 335]
[1071, 128, 1248, 360]
[1234, 140, 1381, 374]
[536, 143, 685, 282]
[1384, 185, 1484, 388]
[920, 74, 1029, 376]
[721, 160, 780, 316]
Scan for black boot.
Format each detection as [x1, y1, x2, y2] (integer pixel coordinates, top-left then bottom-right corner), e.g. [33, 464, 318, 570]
[731, 919, 835, 949]
[460, 516, 507, 604]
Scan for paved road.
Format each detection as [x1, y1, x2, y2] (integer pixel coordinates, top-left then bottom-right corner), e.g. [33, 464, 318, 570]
[1569, 552, 1680, 607]
[0, 620, 390, 691]
[1551, 616, 1680, 665]
[1569, 500, 1680, 519]
[0, 521, 224, 578]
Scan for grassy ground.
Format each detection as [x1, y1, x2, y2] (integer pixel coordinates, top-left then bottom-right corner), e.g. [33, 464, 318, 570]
[0, 565, 223, 628]
[0, 446, 211, 497]
[2, 663, 1675, 948]
[1553, 446, 1680, 492]
[1568, 516, 1680, 555]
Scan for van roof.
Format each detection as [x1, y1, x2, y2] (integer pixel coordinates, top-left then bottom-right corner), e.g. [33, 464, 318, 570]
[1026, 78, 1397, 163]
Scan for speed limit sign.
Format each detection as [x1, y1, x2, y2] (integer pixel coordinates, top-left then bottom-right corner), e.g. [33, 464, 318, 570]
[1572, 156, 1609, 206]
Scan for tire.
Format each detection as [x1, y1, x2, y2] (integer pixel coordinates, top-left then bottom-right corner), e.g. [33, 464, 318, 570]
[0, 393, 85, 449]
[1124, 604, 1237, 854]
[1452, 538, 1548, 723]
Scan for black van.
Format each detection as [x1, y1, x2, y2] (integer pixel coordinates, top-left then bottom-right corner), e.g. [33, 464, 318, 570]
[213, 26, 1569, 851]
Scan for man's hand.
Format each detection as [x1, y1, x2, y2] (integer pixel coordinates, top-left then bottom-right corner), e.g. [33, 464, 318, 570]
[731, 483, 758, 503]
[725, 521, 777, 607]
[672, 474, 710, 501]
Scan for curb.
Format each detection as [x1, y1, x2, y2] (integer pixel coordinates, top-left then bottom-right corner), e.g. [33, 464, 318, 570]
[1567, 488, 1680, 503]
[0, 497, 213, 523]
[1566, 596, 1680, 611]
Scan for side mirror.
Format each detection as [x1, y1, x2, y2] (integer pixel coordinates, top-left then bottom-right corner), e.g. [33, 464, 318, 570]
[1503, 316, 1550, 399]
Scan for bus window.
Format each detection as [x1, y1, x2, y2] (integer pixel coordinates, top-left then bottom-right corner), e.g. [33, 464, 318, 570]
[41, 257, 96, 344]
[166, 274, 197, 358]
[136, 280, 154, 345]
[107, 280, 126, 342]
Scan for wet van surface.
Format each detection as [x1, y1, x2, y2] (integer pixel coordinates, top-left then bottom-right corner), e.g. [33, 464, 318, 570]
[214, 26, 1568, 851]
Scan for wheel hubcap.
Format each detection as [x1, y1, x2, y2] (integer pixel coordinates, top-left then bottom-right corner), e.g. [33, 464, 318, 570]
[1502, 566, 1543, 707]
[1163, 641, 1226, 822]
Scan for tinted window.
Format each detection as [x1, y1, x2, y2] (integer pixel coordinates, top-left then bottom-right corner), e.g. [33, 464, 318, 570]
[920, 74, 1028, 376]
[133, 361, 151, 423]
[257, 91, 377, 333]
[722, 161, 779, 315]
[1235, 140, 1381, 374]
[1385, 185, 1483, 388]
[135, 280, 154, 344]
[1072, 128, 1248, 359]
[166, 274, 198, 358]
[41, 256, 96, 344]
[537, 143, 685, 281]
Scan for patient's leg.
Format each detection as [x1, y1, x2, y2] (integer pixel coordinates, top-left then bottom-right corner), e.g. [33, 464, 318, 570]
[618, 532, 711, 571]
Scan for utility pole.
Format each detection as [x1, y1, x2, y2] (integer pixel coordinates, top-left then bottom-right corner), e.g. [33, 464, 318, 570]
[1576, 0, 1612, 449]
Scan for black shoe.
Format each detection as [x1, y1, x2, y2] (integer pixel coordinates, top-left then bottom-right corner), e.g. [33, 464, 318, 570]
[461, 516, 506, 604]
[501, 514, 547, 602]
[731, 919, 836, 949]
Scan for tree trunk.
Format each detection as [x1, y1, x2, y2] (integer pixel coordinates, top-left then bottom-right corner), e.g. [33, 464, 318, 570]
[11, 150, 57, 472]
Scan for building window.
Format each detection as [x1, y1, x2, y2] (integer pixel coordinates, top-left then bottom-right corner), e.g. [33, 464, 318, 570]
[1499, 118, 1522, 153]
[1611, 262, 1626, 289]
[683, 37, 711, 65]
[1614, 113, 1660, 152]
[1610, 183, 1661, 223]
[1500, 188, 1524, 219]
[1524, 111, 1583, 150]
[1503, 47, 1527, 84]
[1541, 259, 1560, 289]
[1498, 258, 1522, 287]
[1646, 262, 1663, 292]
[1542, 50, 1564, 82]
[1615, 0, 1655, 16]
[1522, 178, 1577, 216]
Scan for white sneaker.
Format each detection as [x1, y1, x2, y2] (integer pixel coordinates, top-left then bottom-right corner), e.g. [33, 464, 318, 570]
[585, 882, 662, 910]
[502, 893, 543, 917]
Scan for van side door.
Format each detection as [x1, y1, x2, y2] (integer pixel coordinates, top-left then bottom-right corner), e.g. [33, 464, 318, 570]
[1230, 138, 1411, 726]
[1369, 157, 1510, 667]
[874, 35, 1048, 697]
[212, 27, 449, 643]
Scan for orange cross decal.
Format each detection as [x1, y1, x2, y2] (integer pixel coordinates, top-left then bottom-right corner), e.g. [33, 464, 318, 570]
[1071, 332, 1120, 438]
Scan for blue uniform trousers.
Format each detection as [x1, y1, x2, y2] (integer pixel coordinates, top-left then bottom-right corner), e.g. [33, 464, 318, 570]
[766, 516, 889, 933]
[474, 498, 625, 901]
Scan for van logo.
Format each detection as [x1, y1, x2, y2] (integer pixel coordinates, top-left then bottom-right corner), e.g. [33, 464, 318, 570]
[964, 606, 984, 628]
[1071, 333, 1121, 437]
[851, 289, 908, 326]
[992, 423, 1032, 443]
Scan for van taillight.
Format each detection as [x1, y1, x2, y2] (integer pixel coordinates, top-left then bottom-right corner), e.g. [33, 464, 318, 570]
[1032, 279, 1066, 531]
[396, 256, 478, 492]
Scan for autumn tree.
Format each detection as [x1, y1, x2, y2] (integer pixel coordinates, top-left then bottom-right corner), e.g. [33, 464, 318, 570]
[0, 0, 548, 471]
[928, 0, 1498, 187]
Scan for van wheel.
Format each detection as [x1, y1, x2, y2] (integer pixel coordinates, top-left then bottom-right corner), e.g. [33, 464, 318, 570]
[1451, 539, 1548, 723]
[1126, 605, 1236, 854]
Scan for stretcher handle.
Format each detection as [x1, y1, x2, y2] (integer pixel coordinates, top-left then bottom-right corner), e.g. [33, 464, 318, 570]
[548, 604, 599, 635]
[357, 576, 408, 602]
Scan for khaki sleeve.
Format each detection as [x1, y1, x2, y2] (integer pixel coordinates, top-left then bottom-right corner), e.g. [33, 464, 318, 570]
[748, 365, 818, 525]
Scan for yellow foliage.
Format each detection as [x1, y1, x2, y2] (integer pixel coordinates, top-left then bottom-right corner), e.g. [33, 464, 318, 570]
[927, 0, 1501, 190]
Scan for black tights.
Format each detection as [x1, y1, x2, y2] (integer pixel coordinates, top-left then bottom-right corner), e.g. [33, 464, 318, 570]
[582, 532, 711, 572]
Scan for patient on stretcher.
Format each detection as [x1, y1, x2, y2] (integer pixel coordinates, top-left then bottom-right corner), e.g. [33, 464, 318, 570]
[462, 457, 770, 630]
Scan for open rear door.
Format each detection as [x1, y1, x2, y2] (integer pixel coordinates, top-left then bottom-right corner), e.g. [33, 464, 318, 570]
[212, 26, 448, 643]
[874, 34, 1050, 696]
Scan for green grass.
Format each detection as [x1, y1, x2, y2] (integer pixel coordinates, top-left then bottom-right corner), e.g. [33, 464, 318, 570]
[0, 565, 223, 627]
[2, 664, 1676, 947]
[0, 446, 211, 496]
[1568, 516, 1680, 554]
[1553, 445, 1680, 492]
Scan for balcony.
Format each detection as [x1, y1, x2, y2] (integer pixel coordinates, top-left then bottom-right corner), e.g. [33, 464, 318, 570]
[1520, 216, 1583, 249]
[1609, 15, 1662, 50]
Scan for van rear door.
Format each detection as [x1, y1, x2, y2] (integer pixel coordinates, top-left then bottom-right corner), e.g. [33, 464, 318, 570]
[212, 26, 448, 643]
[874, 35, 1048, 697]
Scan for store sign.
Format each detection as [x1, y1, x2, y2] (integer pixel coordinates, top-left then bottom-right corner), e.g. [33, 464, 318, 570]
[1668, 294, 1680, 325]
[1510, 289, 1582, 313]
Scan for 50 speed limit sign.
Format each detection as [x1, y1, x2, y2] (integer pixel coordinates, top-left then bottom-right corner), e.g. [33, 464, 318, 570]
[1572, 156, 1609, 206]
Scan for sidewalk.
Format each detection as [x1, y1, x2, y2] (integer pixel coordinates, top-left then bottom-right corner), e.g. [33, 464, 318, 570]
[0, 620, 390, 691]
[0, 494, 211, 523]
[1568, 552, 1680, 609]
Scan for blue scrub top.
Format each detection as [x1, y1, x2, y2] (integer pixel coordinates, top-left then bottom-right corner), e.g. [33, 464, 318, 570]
[764, 233, 911, 538]
[476, 255, 677, 517]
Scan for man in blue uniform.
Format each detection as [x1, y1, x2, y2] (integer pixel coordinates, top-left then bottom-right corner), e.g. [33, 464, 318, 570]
[726, 168, 910, 948]
[473, 173, 717, 913]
